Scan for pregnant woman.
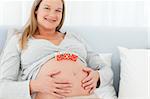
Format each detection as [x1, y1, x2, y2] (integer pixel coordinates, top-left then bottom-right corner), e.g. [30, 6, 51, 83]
[0, 0, 113, 99]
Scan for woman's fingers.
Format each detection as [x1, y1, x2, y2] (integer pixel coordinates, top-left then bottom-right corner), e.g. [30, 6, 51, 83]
[51, 86, 71, 98]
[82, 75, 92, 84]
[54, 78, 71, 84]
[55, 83, 72, 89]
[82, 79, 94, 89]
[54, 87, 71, 94]
[54, 79, 72, 91]
[48, 70, 61, 77]
[89, 87, 96, 94]
[85, 84, 94, 90]
[54, 77, 72, 89]
[81, 69, 99, 94]
[82, 67, 92, 73]
[53, 79, 72, 96]
[51, 91, 65, 98]
[82, 67, 92, 83]
[83, 79, 95, 90]
[54, 83, 72, 95]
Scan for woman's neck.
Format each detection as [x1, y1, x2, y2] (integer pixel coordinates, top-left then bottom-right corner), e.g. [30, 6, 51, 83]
[38, 26, 57, 37]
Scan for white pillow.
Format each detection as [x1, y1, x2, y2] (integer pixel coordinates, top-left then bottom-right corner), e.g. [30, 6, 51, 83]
[118, 47, 150, 99]
[95, 53, 117, 99]
[99, 53, 112, 67]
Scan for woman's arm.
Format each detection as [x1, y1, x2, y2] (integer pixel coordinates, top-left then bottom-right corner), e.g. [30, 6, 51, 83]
[82, 43, 113, 94]
[72, 32, 113, 88]
[85, 46, 113, 88]
[0, 35, 31, 99]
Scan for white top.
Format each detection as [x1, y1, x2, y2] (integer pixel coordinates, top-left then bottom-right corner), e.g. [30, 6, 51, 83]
[0, 32, 113, 99]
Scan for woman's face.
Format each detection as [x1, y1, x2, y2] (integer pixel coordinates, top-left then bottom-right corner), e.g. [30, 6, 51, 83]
[36, 0, 63, 31]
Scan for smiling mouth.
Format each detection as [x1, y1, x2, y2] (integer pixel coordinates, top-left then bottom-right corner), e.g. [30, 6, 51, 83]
[44, 18, 56, 23]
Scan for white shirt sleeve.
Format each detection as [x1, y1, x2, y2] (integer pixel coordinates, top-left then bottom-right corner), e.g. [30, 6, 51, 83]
[0, 35, 31, 99]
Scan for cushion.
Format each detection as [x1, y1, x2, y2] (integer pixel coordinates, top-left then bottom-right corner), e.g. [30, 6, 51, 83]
[118, 47, 150, 99]
[95, 53, 117, 99]
[99, 53, 112, 67]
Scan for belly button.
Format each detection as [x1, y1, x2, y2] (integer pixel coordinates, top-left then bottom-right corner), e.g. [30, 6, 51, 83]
[73, 72, 77, 76]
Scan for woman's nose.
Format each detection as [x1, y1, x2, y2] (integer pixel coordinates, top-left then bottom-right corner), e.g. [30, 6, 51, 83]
[48, 11, 57, 18]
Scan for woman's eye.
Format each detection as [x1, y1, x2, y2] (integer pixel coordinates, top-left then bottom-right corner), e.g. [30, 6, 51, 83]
[44, 7, 49, 10]
[56, 10, 62, 12]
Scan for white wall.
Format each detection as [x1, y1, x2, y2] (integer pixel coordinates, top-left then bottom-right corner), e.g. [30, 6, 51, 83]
[0, 0, 33, 26]
[144, 0, 150, 47]
[65, 0, 147, 27]
[0, 0, 148, 28]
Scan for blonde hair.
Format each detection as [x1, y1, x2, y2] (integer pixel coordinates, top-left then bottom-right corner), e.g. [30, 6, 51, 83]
[19, 0, 65, 50]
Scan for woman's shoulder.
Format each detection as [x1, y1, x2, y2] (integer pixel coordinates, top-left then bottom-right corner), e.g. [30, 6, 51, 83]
[7, 28, 23, 41]
[5, 33, 22, 51]
[1, 33, 22, 56]
[7, 33, 21, 44]
[67, 32, 85, 42]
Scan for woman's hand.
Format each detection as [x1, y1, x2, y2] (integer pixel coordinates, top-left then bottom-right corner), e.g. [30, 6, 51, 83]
[30, 70, 72, 98]
[81, 67, 100, 94]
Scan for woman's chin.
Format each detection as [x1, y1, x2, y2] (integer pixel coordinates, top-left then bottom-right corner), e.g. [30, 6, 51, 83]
[43, 25, 55, 30]
[39, 23, 57, 30]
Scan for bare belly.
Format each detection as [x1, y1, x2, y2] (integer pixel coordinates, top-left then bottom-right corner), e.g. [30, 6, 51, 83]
[35, 58, 90, 99]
